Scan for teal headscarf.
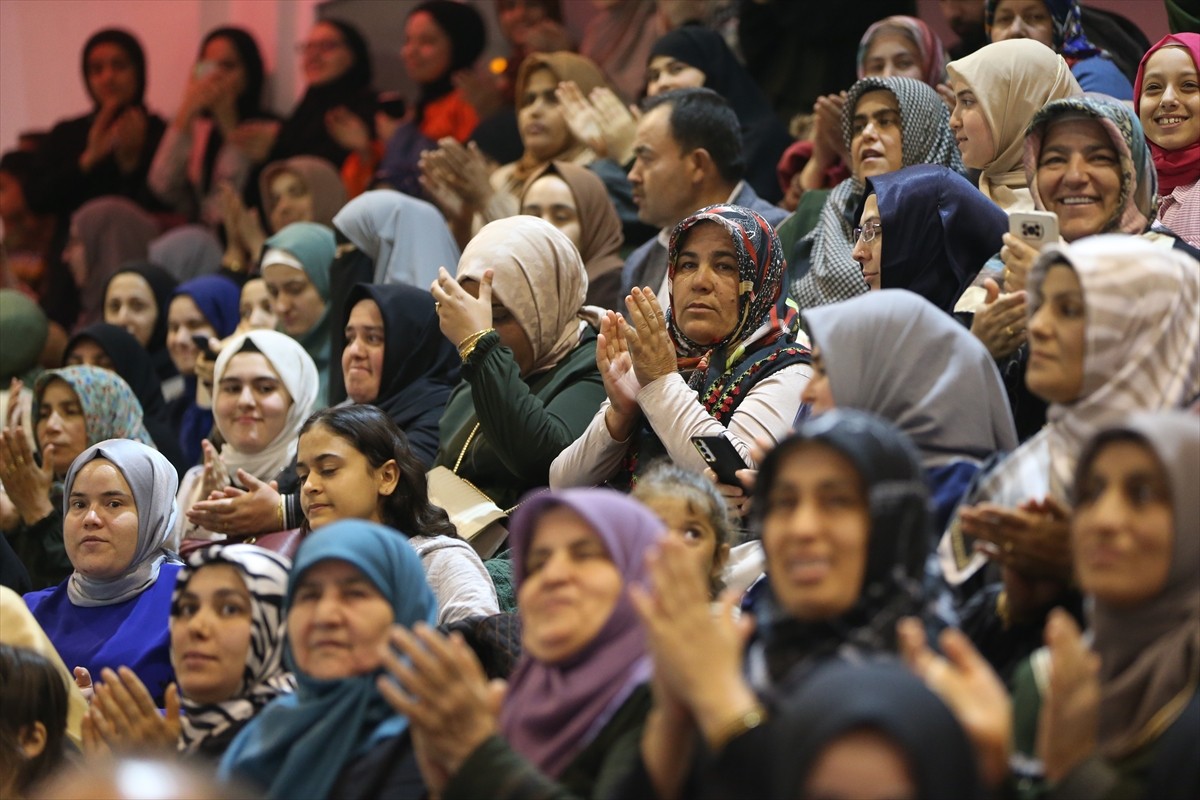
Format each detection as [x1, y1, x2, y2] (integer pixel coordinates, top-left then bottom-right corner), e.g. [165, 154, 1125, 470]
[263, 222, 335, 407]
[218, 521, 437, 799]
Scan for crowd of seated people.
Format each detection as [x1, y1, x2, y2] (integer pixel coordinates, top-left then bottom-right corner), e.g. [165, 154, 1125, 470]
[1, 1, 1198, 798]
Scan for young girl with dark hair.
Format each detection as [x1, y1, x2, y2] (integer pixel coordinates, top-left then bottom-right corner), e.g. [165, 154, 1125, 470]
[296, 404, 497, 624]
[0, 644, 70, 798]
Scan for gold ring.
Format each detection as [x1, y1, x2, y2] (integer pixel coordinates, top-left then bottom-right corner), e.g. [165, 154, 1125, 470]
[1005, 326, 1013, 337]
[1004, 541, 1014, 554]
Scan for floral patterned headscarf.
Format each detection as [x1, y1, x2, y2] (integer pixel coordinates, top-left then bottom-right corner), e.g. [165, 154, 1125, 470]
[33, 365, 153, 450]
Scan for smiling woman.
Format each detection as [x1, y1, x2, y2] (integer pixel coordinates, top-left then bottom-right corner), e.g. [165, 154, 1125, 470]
[23, 440, 182, 709]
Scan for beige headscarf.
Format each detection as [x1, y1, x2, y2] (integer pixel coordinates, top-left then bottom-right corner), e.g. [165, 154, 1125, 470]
[947, 40, 1081, 210]
[258, 156, 348, 230]
[455, 216, 588, 375]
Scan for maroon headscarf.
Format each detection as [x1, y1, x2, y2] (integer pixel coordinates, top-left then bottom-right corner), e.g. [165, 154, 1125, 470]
[1134, 34, 1200, 193]
[500, 488, 664, 777]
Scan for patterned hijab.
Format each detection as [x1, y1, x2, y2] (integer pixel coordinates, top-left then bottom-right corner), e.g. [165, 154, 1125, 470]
[947, 39, 1081, 200]
[455, 216, 588, 375]
[793, 76, 964, 310]
[1076, 413, 1200, 760]
[174, 545, 295, 755]
[667, 204, 789, 380]
[502, 489, 664, 778]
[33, 365, 154, 454]
[1134, 34, 1200, 193]
[63, 439, 180, 607]
[984, 0, 1102, 61]
[1024, 94, 1158, 237]
[857, 15, 948, 87]
[942, 236, 1200, 584]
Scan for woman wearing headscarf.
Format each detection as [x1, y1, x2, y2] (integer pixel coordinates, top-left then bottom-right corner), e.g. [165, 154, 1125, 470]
[802, 290, 1017, 530]
[422, 52, 614, 248]
[552, 205, 810, 498]
[63, 196, 160, 328]
[339, 283, 460, 467]
[1135, 34, 1200, 247]
[946, 39, 1081, 211]
[941, 236, 1200, 605]
[23, 439, 181, 707]
[985, 0, 1132, 99]
[103, 262, 180, 392]
[149, 27, 275, 226]
[72, 544, 295, 759]
[520, 161, 624, 309]
[219, 521, 437, 799]
[627, 410, 935, 800]
[148, 226, 223, 282]
[1009, 412, 1199, 798]
[259, 222, 335, 408]
[646, 24, 793, 205]
[372, 1, 487, 195]
[174, 330, 319, 549]
[64, 324, 188, 476]
[778, 15, 951, 205]
[29, 28, 168, 218]
[167, 274, 242, 469]
[432, 216, 605, 511]
[789, 76, 966, 311]
[768, 662, 983, 799]
[379, 488, 663, 800]
[2, 366, 153, 589]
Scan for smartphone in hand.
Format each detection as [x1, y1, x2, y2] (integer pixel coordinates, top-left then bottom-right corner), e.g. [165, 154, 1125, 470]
[691, 434, 750, 490]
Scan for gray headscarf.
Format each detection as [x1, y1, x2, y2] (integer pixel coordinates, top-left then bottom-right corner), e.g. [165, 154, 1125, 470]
[332, 189, 461, 288]
[793, 76, 965, 311]
[803, 290, 1017, 468]
[148, 225, 222, 282]
[65, 439, 180, 607]
[1078, 412, 1200, 759]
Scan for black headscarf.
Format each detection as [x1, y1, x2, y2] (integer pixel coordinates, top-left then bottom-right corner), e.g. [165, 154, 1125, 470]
[748, 409, 931, 688]
[339, 283, 460, 467]
[81, 28, 147, 108]
[648, 24, 791, 203]
[102, 262, 180, 385]
[771, 660, 983, 800]
[200, 27, 267, 122]
[860, 165, 1007, 313]
[64, 323, 189, 476]
[409, 0, 487, 119]
[269, 18, 375, 168]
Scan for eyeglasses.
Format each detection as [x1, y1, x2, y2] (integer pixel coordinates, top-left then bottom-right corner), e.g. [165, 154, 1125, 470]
[296, 39, 344, 56]
[853, 222, 882, 245]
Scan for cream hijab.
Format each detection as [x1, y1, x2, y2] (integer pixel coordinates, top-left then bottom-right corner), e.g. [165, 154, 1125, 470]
[946, 39, 1081, 210]
[455, 216, 589, 375]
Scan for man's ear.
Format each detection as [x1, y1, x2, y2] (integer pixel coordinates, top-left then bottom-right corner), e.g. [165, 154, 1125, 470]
[686, 147, 716, 184]
[19, 721, 48, 760]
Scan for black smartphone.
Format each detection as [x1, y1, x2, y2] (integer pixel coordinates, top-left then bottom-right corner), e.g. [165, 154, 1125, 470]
[191, 334, 217, 360]
[691, 434, 750, 488]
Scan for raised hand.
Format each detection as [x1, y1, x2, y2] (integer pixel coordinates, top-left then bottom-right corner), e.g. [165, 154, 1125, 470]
[431, 266, 494, 348]
[1037, 609, 1101, 782]
[112, 107, 149, 173]
[970, 279, 1027, 360]
[187, 470, 282, 535]
[589, 87, 638, 165]
[325, 107, 372, 156]
[0, 426, 55, 525]
[622, 288, 677, 387]
[556, 80, 606, 156]
[962, 500, 1073, 582]
[84, 667, 181, 754]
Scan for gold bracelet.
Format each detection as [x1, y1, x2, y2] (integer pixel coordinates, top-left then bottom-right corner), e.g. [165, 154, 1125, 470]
[458, 328, 495, 361]
[711, 705, 767, 751]
[276, 496, 286, 530]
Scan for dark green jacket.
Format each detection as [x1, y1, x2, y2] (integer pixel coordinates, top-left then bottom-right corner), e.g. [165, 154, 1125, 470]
[435, 328, 605, 512]
[443, 685, 650, 800]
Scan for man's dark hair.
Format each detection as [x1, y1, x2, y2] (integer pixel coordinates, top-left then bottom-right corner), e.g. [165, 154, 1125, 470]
[641, 87, 745, 185]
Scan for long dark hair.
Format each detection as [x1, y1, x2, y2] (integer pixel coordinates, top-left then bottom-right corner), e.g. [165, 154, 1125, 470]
[81, 28, 147, 107]
[200, 26, 267, 121]
[0, 645, 69, 796]
[299, 405, 458, 538]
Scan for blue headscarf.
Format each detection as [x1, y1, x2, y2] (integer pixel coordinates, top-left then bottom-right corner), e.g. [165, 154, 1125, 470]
[218, 521, 436, 799]
[173, 274, 241, 467]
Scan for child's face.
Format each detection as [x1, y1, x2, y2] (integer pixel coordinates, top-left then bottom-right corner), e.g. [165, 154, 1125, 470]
[638, 492, 728, 590]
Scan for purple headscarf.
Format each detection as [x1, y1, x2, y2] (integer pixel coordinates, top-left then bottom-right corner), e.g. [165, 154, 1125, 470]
[501, 488, 664, 778]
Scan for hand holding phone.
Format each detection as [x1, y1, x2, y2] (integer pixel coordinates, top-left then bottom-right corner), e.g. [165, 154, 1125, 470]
[1008, 210, 1059, 249]
[192, 334, 217, 360]
[691, 434, 750, 490]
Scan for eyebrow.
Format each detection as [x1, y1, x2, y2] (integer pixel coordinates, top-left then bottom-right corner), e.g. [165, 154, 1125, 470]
[1041, 143, 1116, 156]
[68, 490, 132, 501]
[852, 109, 899, 122]
[633, 144, 656, 158]
[679, 248, 738, 260]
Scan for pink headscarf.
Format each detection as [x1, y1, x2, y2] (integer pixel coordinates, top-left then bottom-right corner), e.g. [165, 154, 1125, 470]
[857, 15, 948, 88]
[1134, 34, 1200, 193]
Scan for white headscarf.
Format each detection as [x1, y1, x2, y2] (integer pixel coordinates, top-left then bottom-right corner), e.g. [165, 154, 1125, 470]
[212, 330, 319, 481]
[65, 439, 180, 607]
[332, 190, 461, 289]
